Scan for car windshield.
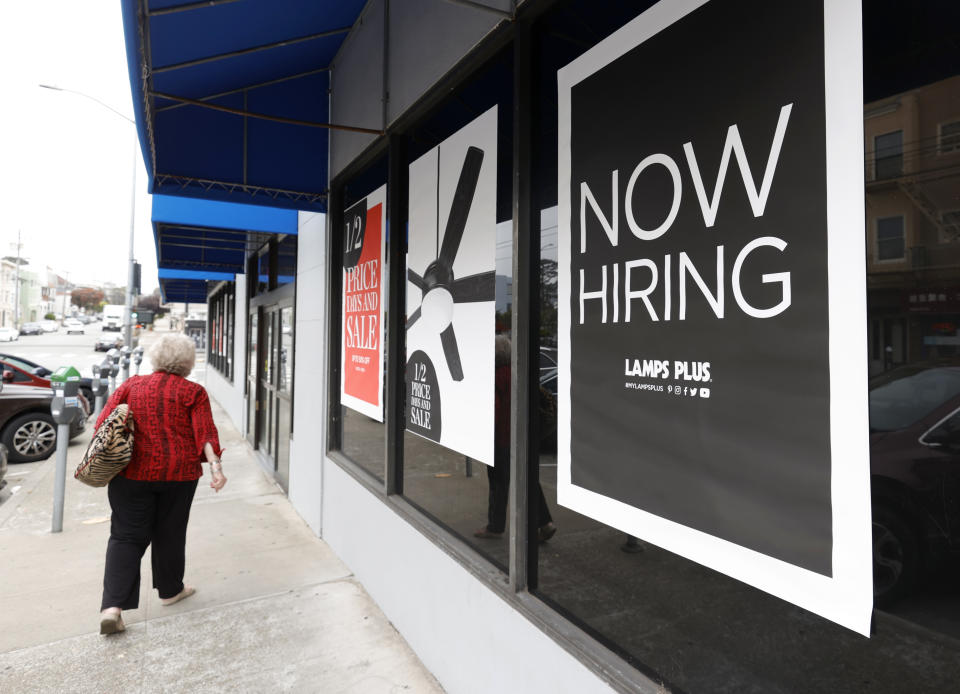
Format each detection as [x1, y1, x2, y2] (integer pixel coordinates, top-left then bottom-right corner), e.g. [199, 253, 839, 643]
[1, 356, 37, 372]
[869, 366, 960, 432]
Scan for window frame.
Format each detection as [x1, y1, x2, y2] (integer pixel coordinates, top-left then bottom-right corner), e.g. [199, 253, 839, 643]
[873, 128, 904, 180]
[207, 282, 235, 381]
[937, 119, 960, 155]
[876, 214, 906, 262]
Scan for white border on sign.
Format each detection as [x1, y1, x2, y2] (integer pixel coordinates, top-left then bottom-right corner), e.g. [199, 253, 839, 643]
[556, 0, 872, 635]
[341, 183, 387, 422]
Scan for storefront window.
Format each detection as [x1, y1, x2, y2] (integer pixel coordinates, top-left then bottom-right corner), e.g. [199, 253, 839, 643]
[528, 1, 960, 692]
[278, 234, 297, 285]
[207, 283, 234, 380]
[400, 48, 514, 569]
[257, 247, 271, 294]
[338, 155, 389, 482]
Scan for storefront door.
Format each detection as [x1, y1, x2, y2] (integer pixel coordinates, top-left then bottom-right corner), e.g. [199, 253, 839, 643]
[247, 289, 294, 492]
[246, 308, 259, 447]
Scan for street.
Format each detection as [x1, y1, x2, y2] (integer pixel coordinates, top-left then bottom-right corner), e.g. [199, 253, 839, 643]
[0, 324, 152, 378]
[0, 321, 206, 509]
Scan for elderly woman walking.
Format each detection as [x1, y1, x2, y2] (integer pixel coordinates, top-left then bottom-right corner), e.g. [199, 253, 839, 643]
[97, 334, 227, 635]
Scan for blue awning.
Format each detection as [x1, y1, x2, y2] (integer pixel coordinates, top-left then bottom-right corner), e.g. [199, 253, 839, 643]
[121, 0, 370, 213]
[152, 194, 298, 302]
[158, 275, 213, 304]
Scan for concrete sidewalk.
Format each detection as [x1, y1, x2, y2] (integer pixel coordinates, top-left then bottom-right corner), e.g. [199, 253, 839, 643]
[0, 394, 443, 693]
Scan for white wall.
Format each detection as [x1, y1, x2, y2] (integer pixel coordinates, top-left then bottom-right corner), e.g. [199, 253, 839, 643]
[205, 274, 247, 433]
[321, 459, 616, 694]
[288, 211, 327, 535]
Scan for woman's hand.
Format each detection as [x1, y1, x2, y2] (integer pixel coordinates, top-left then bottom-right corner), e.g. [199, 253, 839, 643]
[210, 463, 227, 492]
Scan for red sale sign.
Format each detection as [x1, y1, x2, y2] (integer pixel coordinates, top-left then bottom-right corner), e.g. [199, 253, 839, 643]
[341, 185, 386, 421]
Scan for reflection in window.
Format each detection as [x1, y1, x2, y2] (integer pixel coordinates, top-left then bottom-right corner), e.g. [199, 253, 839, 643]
[875, 129, 903, 179]
[257, 248, 270, 294]
[279, 307, 293, 393]
[877, 216, 905, 260]
[278, 235, 297, 285]
[939, 120, 960, 154]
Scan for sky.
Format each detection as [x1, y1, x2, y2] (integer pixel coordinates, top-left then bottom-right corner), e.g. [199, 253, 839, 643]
[0, 2, 157, 293]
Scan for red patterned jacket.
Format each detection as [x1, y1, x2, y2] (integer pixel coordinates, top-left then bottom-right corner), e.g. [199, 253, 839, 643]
[95, 372, 223, 482]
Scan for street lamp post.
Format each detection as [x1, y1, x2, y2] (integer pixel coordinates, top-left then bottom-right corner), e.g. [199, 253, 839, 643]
[39, 84, 138, 379]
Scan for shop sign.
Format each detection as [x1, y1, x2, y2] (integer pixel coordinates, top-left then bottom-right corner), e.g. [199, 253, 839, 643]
[406, 107, 498, 464]
[341, 185, 386, 421]
[557, 0, 872, 633]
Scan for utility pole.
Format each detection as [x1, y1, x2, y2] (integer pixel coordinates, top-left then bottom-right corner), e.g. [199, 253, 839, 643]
[61, 272, 70, 319]
[13, 230, 22, 328]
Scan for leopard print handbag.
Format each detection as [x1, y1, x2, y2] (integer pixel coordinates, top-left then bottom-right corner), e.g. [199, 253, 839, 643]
[74, 404, 135, 487]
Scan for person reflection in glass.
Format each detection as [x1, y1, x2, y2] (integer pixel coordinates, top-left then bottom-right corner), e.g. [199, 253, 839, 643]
[475, 334, 556, 541]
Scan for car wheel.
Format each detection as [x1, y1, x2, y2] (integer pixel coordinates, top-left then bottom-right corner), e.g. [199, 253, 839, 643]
[3, 412, 58, 463]
[873, 504, 921, 607]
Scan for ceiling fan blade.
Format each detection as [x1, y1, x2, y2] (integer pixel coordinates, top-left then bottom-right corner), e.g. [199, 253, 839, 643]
[438, 146, 484, 270]
[450, 271, 495, 303]
[408, 269, 428, 292]
[406, 306, 421, 329]
[440, 323, 464, 381]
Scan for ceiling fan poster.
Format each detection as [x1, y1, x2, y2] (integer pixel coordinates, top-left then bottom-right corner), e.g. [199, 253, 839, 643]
[341, 184, 386, 421]
[406, 106, 498, 465]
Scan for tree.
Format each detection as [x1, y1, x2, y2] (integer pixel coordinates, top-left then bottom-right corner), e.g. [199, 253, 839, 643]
[136, 292, 161, 314]
[539, 259, 558, 345]
[71, 287, 105, 313]
[103, 286, 126, 305]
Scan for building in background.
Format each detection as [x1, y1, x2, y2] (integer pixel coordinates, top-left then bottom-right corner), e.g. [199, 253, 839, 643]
[865, 75, 960, 374]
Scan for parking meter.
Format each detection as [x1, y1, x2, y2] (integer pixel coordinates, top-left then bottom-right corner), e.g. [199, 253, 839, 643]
[90, 363, 109, 417]
[106, 349, 121, 393]
[120, 346, 133, 382]
[132, 346, 144, 376]
[50, 366, 82, 534]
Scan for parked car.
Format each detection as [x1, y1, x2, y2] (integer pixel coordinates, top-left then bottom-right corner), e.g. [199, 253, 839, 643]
[869, 360, 960, 606]
[0, 382, 86, 462]
[19, 323, 42, 336]
[0, 327, 18, 342]
[63, 318, 85, 335]
[0, 354, 95, 405]
[40, 320, 58, 333]
[95, 335, 124, 352]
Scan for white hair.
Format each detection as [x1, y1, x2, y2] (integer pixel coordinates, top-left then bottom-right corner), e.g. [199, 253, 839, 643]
[495, 335, 511, 367]
[149, 334, 197, 377]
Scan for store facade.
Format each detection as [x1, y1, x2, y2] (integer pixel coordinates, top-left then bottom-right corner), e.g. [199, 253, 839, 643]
[125, 1, 960, 692]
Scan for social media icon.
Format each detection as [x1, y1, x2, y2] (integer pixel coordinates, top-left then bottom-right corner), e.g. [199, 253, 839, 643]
[667, 385, 673, 393]
[689, 388, 698, 397]
[700, 388, 711, 399]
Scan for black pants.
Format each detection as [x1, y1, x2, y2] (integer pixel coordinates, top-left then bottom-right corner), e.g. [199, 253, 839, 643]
[486, 446, 553, 534]
[101, 476, 198, 611]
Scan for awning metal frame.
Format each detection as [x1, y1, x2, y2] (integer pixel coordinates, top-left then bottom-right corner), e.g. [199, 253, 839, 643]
[132, 0, 371, 207]
[155, 173, 328, 205]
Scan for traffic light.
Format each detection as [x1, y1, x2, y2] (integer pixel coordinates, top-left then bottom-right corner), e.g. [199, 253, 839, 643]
[133, 262, 142, 295]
